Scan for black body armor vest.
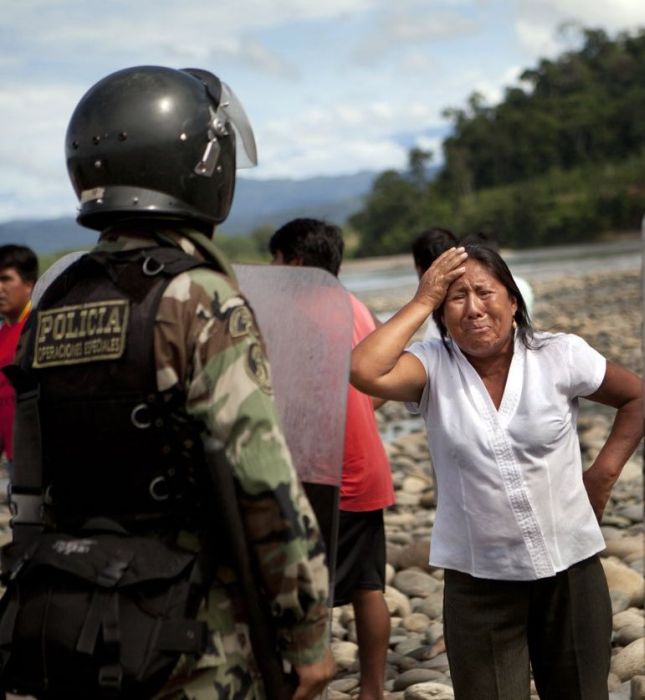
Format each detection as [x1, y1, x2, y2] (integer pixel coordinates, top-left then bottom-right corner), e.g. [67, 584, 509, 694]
[21, 246, 219, 527]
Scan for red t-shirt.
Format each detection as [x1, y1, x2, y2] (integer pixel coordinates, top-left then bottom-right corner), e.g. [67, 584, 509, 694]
[0, 307, 30, 460]
[340, 294, 395, 512]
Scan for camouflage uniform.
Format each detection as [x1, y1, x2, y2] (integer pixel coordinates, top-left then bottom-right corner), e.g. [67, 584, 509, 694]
[92, 227, 329, 699]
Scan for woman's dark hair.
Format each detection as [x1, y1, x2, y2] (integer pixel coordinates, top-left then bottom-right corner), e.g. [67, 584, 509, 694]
[432, 243, 534, 351]
[269, 218, 344, 276]
[411, 227, 457, 273]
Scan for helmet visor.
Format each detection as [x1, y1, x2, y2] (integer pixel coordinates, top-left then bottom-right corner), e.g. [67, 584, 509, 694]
[219, 81, 257, 169]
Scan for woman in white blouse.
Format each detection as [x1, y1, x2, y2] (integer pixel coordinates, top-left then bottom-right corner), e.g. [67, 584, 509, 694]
[351, 244, 642, 700]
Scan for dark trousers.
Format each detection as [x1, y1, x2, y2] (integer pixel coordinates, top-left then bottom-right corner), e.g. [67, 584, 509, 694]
[443, 555, 612, 700]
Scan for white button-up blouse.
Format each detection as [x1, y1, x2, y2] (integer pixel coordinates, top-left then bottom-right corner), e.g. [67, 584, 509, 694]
[406, 332, 607, 580]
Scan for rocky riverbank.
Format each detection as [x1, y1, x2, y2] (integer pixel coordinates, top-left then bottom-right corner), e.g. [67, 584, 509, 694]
[329, 266, 643, 700]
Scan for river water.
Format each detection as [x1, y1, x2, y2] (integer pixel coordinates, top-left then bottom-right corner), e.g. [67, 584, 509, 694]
[339, 238, 642, 297]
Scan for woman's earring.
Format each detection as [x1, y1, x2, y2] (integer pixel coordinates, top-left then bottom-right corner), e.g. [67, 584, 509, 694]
[512, 318, 517, 329]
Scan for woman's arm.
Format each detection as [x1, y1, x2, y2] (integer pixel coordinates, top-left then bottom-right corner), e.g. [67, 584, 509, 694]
[582, 361, 643, 520]
[350, 247, 467, 403]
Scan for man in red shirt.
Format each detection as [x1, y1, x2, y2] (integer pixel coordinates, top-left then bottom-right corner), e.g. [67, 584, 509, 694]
[270, 219, 394, 700]
[0, 245, 38, 466]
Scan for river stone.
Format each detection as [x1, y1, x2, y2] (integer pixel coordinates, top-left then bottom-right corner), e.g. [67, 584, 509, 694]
[404, 681, 455, 699]
[394, 635, 425, 656]
[392, 454, 420, 471]
[426, 623, 445, 645]
[602, 536, 645, 561]
[611, 590, 633, 614]
[331, 618, 346, 639]
[631, 675, 645, 700]
[345, 620, 357, 643]
[403, 476, 430, 494]
[611, 638, 645, 681]
[419, 652, 449, 670]
[329, 678, 359, 694]
[390, 531, 414, 545]
[603, 514, 632, 528]
[608, 672, 623, 691]
[614, 625, 644, 646]
[385, 585, 413, 617]
[397, 541, 432, 571]
[602, 557, 645, 606]
[615, 504, 645, 524]
[417, 591, 444, 620]
[390, 634, 410, 647]
[331, 640, 358, 670]
[603, 526, 628, 541]
[385, 512, 418, 528]
[339, 605, 355, 625]
[386, 563, 396, 585]
[616, 457, 642, 483]
[403, 612, 432, 633]
[405, 644, 438, 662]
[419, 492, 437, 509]
[412, 526, 433, 539]
[396, 655, 422, 672]
[394, 670, 448, 692]
[387, 543, 404, 568]
[327, 691, 351, 700]
[629, 558, 643, 575]
[394, 568, 441, 597]
[609, 680, 631, 700]
[397, 492, 422, 507]
[613, 609, 644, 631]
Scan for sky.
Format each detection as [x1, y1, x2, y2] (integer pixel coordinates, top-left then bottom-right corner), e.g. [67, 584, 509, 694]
[1, 0, 644, 223]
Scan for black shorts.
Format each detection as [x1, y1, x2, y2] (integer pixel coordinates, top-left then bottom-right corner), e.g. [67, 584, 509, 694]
[333, 509, 386, 606]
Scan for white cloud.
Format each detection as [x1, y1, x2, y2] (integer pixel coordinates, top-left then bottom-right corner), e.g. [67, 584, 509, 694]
[398, 50, 440, 74]
[353, 8, 479, 64]
[0, 84, 79, 179]
[469, 64, 526, 105]
[249, 98, 445, 177]
[6, 0, 375, 56]
[208, 37, 300, 80]
[515, 0, 645, 57]
[251, 137, 408, 178]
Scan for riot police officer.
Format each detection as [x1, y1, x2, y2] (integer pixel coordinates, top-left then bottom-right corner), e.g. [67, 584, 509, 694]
[2, 66, 334, 699]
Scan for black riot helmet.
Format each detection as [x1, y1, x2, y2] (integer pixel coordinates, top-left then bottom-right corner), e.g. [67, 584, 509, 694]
[65, 65, 257, 232]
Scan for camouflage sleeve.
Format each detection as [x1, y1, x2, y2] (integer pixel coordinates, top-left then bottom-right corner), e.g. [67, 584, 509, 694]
[154, 267, 329, 667]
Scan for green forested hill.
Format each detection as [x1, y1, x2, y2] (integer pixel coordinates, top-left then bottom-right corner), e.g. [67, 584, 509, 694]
[350, 27, 645, 256]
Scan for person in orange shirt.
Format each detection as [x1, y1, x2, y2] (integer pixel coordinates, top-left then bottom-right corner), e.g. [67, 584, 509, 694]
[0, 245, 38, 467]
[270, 219, 394, 700]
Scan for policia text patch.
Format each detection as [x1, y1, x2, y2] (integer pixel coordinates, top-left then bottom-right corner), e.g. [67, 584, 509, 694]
[33, 300, 129, 368]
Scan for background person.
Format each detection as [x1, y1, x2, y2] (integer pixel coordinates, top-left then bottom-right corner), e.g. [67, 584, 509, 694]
[6, 66, 333, 700]
[351, 243, 642, 699]
[270, 218, 395, 700]
[0, 244, 37, 469]
[411, 228, 458, 341]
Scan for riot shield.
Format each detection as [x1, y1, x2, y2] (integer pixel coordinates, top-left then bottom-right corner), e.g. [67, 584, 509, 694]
[34, 257, 353, 587]
[32, 252, 86, 307]
[234, 264, 353, 589]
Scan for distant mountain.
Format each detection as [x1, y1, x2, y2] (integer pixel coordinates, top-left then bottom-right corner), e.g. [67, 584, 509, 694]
[221, 171, 378, 234]
[0, 171, 377, 254]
